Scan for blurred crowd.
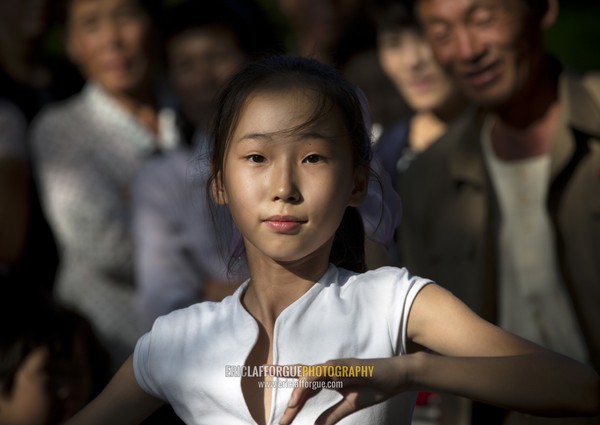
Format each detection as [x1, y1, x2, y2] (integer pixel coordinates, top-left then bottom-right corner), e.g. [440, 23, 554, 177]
[0, 0, 598, 424]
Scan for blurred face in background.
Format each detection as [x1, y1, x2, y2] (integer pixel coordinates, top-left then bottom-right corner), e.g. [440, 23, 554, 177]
[0, 0, 48, 73]
[65, 0, 153, 97]
[278, 0, 363, 52]
[167, 26, 247, 130]
[416, 0, 549, 108]
[378, 28, 460, 113]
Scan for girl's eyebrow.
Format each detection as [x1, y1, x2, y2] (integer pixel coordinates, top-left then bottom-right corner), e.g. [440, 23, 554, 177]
[237, 131, 339, 144]
[237, 133, 273, 142]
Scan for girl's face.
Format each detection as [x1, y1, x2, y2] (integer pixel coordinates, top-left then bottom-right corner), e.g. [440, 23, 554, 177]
[378, 29, 460, 113]
[215, 88, 367, 265]
[65, 0, 152, 96]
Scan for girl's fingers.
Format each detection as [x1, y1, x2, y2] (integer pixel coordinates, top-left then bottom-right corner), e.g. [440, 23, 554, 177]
[279, 383, 321, 425]
[316, 386, 386, 425]
[287, 382, 306, 408]
[314, 397, 357, 425]
[277, 359, 387, 424]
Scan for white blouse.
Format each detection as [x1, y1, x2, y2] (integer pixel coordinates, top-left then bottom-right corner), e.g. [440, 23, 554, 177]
[134, 265, 430, 424]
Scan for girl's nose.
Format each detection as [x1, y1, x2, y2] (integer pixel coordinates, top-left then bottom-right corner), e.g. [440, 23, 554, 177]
[272, 165, 301, 203]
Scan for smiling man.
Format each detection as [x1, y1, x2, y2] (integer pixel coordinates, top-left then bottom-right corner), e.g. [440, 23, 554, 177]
[399, 0, 600, 423]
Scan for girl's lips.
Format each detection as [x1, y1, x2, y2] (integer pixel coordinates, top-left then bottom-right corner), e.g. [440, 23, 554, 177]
[263, 216, 307, 233]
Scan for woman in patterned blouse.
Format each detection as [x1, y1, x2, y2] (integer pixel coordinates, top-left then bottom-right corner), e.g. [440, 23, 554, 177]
[31, 0, 179, 369]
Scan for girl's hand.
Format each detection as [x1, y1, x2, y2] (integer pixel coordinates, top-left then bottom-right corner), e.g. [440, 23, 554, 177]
[277, 356, 415, 425]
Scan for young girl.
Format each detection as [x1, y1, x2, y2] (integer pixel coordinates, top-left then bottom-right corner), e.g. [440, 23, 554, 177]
[64, 56, 599, 425]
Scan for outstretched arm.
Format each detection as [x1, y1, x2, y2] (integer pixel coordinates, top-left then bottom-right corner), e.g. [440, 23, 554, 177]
[64, 356, 164, 425]
[404, 284, 599, 414]
[279, 284, 600, 425]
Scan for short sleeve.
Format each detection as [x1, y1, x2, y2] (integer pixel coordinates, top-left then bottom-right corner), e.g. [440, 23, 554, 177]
[397, 272, 431, 355]
[133, 314, 179, 401]
[133, 330, 164, 400]
[352, 267, 431, 356]
[133, 305, 210, 403]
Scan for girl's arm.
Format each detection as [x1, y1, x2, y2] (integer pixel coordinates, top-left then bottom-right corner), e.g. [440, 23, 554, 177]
[279, 284, 600, 425]
[64, 356, 164, 425]
[405, 284, 599, 413]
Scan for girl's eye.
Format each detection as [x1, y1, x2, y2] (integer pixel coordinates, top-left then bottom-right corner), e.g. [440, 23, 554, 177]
[303, 154, 323, 164]
[247, 154, 266, 163]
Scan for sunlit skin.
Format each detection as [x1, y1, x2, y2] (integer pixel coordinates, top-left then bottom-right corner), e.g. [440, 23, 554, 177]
[65, 0, 153, 102]
[167, 26, 247, 131]
[217, 89, 366, 270]
[213, 87, 368, 424]
[57, 61, 600, 425]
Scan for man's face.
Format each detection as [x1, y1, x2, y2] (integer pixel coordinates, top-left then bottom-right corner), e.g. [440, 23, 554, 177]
[416, 0, 539, 108]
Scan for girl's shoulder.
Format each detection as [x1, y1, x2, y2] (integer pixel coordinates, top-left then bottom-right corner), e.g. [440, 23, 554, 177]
[333, 265, 432, 303]
[148, 284, 248, 336]
[339, 265, 428, 286]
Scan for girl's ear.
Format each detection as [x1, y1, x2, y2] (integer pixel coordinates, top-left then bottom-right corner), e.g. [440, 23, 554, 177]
[348, 165, 369, 207]
[211, 172, 228, 205]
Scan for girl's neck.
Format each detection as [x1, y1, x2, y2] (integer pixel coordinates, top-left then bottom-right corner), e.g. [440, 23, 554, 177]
[242, 246, 331, 330]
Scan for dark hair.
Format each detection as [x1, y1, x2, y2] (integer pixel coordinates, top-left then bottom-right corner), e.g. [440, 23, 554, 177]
[208, 55, 373, 273]
[162, 0, 282, 61]
[55, 0, 163, 29]
[525, 0, 550, 20]
[370, 0, 421, 34]
[410, 0, 549, 22]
